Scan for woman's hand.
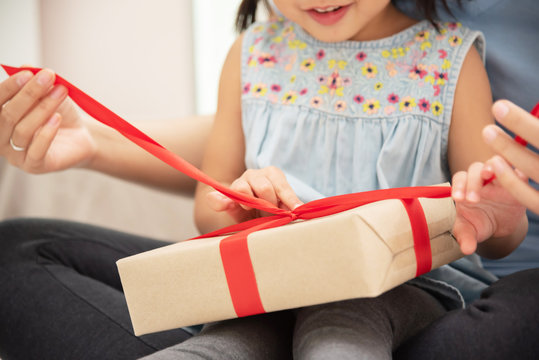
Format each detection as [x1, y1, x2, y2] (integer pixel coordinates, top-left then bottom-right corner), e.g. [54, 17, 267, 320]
[451, 161, 527, 257]
[0, 68, 97, 173]
[205, 166, 303, 224]
[481, 100, 539, 214]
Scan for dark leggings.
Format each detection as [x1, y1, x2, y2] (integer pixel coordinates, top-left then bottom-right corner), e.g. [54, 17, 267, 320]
[1, 218, 539, 360]
[0, 218, 192, 360]
[395, 268, 539, 359]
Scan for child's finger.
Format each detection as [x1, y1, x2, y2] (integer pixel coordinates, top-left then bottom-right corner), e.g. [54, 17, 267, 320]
[464, 162, 483, 203]
[265, 168, 303, 210]
[452, 218, 478, 255]
[206, 191, 235, 212]
[245, 173, 279, 208]
[451, 171, 467, 201]
[230, 178, 255, 211]
[490, 156, 539, 215]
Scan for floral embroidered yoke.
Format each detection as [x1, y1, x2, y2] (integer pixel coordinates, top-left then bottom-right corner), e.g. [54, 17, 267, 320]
[241, 18, 484, 202]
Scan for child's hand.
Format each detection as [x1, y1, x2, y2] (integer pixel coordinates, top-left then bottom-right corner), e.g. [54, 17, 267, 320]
[206, 166, 304, 223]
[451, 161, 527, 255]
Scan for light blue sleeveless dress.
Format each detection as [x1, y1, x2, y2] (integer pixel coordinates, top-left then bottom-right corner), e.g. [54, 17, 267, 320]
[241, 18, 489, 307]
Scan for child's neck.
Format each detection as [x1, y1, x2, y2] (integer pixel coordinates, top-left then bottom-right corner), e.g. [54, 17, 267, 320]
[350, 5, 418, 41]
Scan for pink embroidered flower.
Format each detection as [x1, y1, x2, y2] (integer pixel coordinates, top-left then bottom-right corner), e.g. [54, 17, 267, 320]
[409, 64, 427, 80]
[316, 49, 325, 60]
[384, 105, 396, 115]
[447, 22, 461, 31]
[271, 84, 282, 92]
[434, 71, 448, 85]
[327, 71, 343, 91]
[353, 95, 364, 104]
[438, 49, 447, 59]
[317, 75, 327, 84]
[335, 100, 347, 112]
[310, 97, 323, 108]
[300, 88, 308, 96]
[243, 83, 251, 94]
[355, 51, 367, 61]
[387, 93, 399, 104]
[418, 98, 430, 112]
[433, 85, 441, 96]
[258, 53, 277, 67]
[386, 62, 397, 77]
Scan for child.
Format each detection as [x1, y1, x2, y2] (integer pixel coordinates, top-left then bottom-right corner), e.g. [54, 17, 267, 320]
[145, 0, 527, 359]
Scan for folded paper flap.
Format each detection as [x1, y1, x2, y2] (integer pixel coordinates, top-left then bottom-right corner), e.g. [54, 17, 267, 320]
[355, 196, 455, 254]
[117, 236, 236, 335]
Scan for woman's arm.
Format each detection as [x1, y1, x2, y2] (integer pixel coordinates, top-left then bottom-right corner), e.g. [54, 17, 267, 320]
[0, 68, 213, 196]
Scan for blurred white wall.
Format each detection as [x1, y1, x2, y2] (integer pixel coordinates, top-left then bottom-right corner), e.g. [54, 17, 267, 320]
[0, 0, 208, 240]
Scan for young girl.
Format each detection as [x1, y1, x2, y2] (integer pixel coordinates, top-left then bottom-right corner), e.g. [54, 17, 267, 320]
[145, 0, 526, 359]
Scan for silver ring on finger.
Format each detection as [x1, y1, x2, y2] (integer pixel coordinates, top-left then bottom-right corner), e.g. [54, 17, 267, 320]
[9, 138, 25, 152]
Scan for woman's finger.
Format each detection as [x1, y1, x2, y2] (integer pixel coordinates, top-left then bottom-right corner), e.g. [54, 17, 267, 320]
[0, 69, 55, 145]
[24, 113, 61, 171]
[492, 100, 539, 149]
[483, 124, 539, 182]
[0, 71, 33, 105]
[451, 171, 467, 202]
[11, 85, 68, 150]
[464, 162, 484, 203]
[488, 156, 539, 215]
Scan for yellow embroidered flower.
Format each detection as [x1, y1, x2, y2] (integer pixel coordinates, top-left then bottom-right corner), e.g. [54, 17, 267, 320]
[288, 39, 307, 50]
[252, 83, 268, 97]
[424, 75, 435, 85]
[374, 82, 383, 91]
[253, 25, 265, 33]
[442, 59, 452, 70]
[300, 58, 316, 71]
[382, 50, 391, 58]
[328, 59, 347, 70]
[399, 96, 416, 112]
[415, 31, 430, 42]
[290, 75, 296, 83]
[449, 35, 462, 47]
[432, 101, 444, 115]
[420, 41, 432, 51]
[363, 99, 380, 114]
[282, 90, 297, 104]
[362, 62, 378, 78]
[282, 25, 294, 36]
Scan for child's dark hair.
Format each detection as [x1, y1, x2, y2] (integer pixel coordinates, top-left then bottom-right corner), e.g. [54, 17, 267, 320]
[235, 0, 461, 33]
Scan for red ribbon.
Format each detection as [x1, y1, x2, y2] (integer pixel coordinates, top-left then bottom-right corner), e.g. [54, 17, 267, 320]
[2, 65, 452, 317]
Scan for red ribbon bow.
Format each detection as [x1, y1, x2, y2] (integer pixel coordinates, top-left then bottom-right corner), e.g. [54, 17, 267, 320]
[3, 65, 454, 317]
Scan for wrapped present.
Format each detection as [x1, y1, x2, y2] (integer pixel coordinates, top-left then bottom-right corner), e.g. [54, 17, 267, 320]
[117, 189, 461, 335]
[0, 65, 463, 336]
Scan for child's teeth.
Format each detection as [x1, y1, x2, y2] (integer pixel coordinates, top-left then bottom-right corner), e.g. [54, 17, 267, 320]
[314, 6, 341, 13]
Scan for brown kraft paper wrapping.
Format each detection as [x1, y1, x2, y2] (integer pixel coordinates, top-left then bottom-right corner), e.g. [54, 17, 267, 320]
[117, 193, 462, 336]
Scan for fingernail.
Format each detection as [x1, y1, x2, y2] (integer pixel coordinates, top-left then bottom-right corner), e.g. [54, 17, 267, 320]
[47, 113, 60, 127]
[482, 126, 497, 143]
[452, 190, 464, 200]
[49, 85, 66, 99]
[466, 191, 480, 202]
[16, 71, 32, 87]
[493, 101, 509, 119]
[491, 156, 505, 174]
[37, 69, 54, 86]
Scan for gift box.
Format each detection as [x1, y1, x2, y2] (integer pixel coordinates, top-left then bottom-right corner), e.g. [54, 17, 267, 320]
[117, 191, 462, 336]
